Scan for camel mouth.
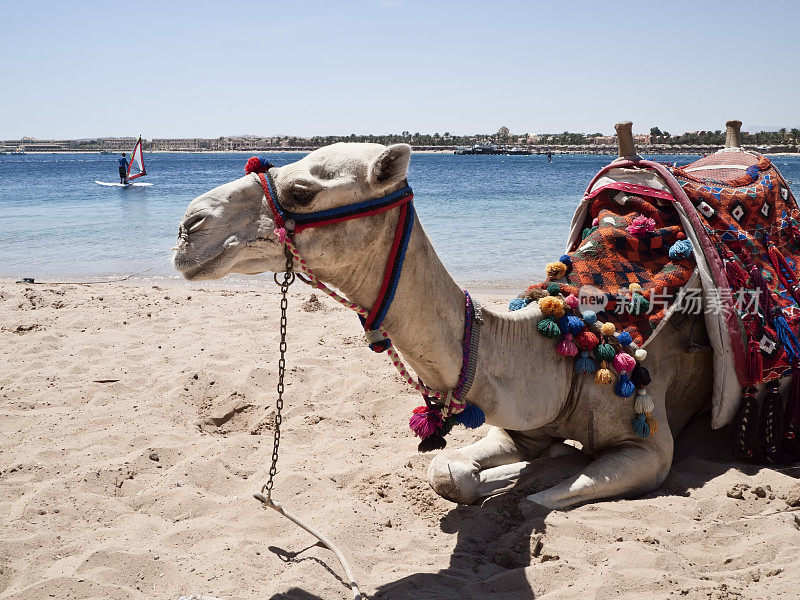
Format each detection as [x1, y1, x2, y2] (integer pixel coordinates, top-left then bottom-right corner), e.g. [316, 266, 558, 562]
[173, 246, 232, 280]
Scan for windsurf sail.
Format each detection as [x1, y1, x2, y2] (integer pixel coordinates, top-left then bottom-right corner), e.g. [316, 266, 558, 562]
[126, 136, 146, 180]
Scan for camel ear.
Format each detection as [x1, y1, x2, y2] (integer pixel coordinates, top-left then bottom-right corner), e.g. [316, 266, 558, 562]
[367, 144, 411, 186]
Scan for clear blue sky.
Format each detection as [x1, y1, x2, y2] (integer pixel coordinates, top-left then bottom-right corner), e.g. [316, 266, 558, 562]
[1, 0, 798, 139]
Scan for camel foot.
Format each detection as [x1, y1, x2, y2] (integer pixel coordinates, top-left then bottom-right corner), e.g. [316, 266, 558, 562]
[518, 497, 551, 519]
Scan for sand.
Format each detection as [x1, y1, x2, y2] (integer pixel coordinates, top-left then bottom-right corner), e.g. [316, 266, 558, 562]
[2, 279, 799, 600]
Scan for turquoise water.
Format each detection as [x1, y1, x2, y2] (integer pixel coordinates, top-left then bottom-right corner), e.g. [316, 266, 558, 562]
[2, 152, 799, 286]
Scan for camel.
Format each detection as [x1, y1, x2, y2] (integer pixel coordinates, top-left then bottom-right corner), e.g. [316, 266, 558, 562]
[173, 141, 714, 512]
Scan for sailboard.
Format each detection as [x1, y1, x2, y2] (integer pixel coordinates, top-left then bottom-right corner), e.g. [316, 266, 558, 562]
[94, 180, 153, 187]
[127, 136, 146, 180]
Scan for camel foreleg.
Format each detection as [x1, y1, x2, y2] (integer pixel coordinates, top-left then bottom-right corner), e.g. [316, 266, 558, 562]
[428, 426, 555, 504]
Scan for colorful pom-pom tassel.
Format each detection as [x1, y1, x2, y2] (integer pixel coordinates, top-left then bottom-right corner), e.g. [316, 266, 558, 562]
[595, 361, 613, 385]
[564, 293, 579, 310]
[615, 373, 635, 398]
[582, 310, 597, 325]
[409, 406, 442, 438]
[600, 322, 616, 337]
[244, 156, 274, 174]
[626, 215, 656, 236]
[633, 413, 650, 438]
[631, 364, 652, 387]
[418, 434, 447, 452]
[634, 348, 647, 362]
[559, 254, 572, 269]
[557, 333, 578, 357]
[575, 330, 599, 351]
[594, 342, 616, 362]
[546, 283, 562, 296]
[546, 262, 568, 280]
[538, 296, 565, 318]
[630, 293, 649, 315]
[645, 413, 659, 435]
[617, 331, 633, 346]
[575, 351, 597, 375]
[537, 317, 562, 338]
[558, 315, 584, 335]
[634, 389, 654, 414]
[668, 239, 693, 260]
[455, 403, 485, 429]
[613, 352, 636, 374]
[508, 298, 528, 311]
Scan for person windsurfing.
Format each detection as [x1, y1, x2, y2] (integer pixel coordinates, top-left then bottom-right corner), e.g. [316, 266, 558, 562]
[118, 153, 129, 184]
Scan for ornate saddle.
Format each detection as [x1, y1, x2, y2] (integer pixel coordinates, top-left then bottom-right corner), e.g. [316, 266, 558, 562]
[512, 146, 800, 463]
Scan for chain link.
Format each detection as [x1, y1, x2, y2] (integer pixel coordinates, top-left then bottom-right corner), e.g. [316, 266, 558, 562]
[262, 250, 295, 501]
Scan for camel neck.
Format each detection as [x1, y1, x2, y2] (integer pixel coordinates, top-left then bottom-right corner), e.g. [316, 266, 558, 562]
[318, 210, 467, 395]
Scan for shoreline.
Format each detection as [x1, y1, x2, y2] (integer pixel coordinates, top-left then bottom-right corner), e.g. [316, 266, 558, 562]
[0, 276, 524, 297]
[6, 149, 798, 156]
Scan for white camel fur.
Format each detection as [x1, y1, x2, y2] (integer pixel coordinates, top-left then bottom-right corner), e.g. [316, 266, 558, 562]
[174, 143, 712, 512]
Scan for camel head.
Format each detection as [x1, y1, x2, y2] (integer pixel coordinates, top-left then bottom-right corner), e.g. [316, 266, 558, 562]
[174, 142, 412, 280]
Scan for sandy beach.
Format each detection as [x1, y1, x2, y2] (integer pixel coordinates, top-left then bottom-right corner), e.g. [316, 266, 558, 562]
[2, 279, 800, 600]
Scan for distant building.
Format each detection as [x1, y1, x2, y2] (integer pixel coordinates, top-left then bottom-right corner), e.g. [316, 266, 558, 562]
[590, 135, 617, 145]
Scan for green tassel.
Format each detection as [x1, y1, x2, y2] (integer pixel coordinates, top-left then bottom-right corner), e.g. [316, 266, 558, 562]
[594, 342, 616, 361]
[582, 225, 598, 240]
[537, 317, 562, 338]
[630, 293, 649, 315]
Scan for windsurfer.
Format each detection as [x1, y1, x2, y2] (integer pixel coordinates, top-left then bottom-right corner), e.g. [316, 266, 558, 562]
[118, 153, 129, 184]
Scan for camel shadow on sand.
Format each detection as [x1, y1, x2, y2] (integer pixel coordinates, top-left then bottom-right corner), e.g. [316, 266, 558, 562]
[270, 414, 799, 600]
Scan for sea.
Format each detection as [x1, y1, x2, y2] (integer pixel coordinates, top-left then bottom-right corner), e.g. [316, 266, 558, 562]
[2, 152, 800, 289]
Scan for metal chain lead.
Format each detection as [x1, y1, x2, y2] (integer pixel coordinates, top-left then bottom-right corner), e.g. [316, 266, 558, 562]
[262, 250, 295, 501]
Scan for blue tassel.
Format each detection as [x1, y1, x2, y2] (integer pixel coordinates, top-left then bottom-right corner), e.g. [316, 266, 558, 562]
[773, 310, 800, 363]
[558, 315, 584, 335]
[581, 310, 597, 325]
[633, 413, 650, 438]
[455, 403, 485, 429]
[559, 254, 572, 269]
[615, 373, 635, 398]
[508, 298, 528, 311]
[617, 331, 633, 346]
[668, 239, 693, 260]
[575, 350, 597, 375]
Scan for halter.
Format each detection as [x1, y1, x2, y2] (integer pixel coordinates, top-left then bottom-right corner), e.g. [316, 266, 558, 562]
[255, 164, 414, 346]
[245, 156, 485, 451]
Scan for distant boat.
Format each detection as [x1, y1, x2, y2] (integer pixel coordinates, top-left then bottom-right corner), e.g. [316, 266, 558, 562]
[506, 147, 532, 155]
[454, 143, 502, 155]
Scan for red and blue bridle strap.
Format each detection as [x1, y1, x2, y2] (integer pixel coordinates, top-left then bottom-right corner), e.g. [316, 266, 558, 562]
[257, 171, 413, 234]
[257, 170, 415, 335]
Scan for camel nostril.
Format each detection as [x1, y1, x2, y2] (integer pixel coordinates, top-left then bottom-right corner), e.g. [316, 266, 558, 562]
[182, 215, 206, 235]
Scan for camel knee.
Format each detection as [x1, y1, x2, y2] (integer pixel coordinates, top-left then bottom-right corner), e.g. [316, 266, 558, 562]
[427, 453, 481, 505]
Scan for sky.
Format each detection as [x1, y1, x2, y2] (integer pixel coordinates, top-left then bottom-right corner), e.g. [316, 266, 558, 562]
[1, 0, 798, 139]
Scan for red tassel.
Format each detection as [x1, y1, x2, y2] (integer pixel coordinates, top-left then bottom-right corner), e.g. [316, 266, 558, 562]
[735, 385, 760, 459]
[744, 315, 763, 386]
[749, 265, 775, 320]
[768, 246, 800, 304]
[724, 259, 749, 292]
[786, 362, 800, 433]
